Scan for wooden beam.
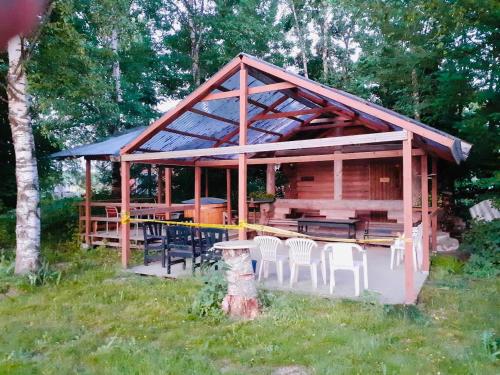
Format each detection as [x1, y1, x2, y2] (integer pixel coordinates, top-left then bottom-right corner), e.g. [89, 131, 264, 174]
[251, 106, 339, 122]
[333, 127, 343, 200]
[241, 55, 455, 148]
[266, 164, 276, 195]
[204, 168, 209, 197]
[202, 82, 296, 101]
[85, 159, 92, 247]
[226, 169, 232, 224]
[190, 107, 282, 139]
[156, 165, 163, 203]
[121, 57, 241, 154]
[421, 154, 430, 272]
[164, 167, 172, 219]
[121, 161, 131, 268]
[431, 158, 438, 251]
[403, 132, 415, 303]
[122, 131, 409, 162]
[163, 126, 237, 145]
[239, 64, 248, 240]
[195, 148, 425, 167]
[194, 166, 201, 223]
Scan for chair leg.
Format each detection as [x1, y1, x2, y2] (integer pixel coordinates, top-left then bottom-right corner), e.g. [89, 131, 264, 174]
[390, 247, 395, 270]
[329, 269, 335, 294]
[294, 264, 299, 283]
[289, 263, 295, 287]
[354, 268, 360, 296]
[363, 265, 368, 289]
[413, 247, 418, 272]
[264, 261, 269, 278]
[311, 264, 318, 289]
[321, 251, 327, 285]
[277, 260, 284, 285]
[258, 260, 264, 282]
[167, 256, 171, 274]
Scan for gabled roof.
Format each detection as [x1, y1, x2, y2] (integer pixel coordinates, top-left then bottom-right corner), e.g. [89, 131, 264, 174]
[51, 127, 146, 160]
[120, 53, 471, 164]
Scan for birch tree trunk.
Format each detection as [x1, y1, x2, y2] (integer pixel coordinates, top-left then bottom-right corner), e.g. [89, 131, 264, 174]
[7, 35, 41, 274]
[320, 0, 331, 81]
[111, 29, 122, 103]
[289, 0, 308, 78]
[411, 68, 421, 121]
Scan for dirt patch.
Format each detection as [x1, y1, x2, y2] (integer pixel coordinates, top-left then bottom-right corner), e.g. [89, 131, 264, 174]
[272, 365, 311, 375]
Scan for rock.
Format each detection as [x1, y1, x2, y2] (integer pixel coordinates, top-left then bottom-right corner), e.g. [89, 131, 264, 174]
[272, 365, 311, 375]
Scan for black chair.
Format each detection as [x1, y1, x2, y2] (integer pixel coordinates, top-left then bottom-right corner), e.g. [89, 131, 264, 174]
[164, 225, 199, 274]
[196, 228, 229, 270]
[143, 222, 166, 265]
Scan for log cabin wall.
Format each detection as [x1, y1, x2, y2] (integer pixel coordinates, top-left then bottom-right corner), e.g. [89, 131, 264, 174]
[283, 158, 409, 200]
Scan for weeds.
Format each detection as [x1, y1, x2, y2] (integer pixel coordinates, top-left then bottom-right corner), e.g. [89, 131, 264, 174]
[25, 261, 62, 287]
[189, 261, 228, 319]
[481, 330, 500, 360]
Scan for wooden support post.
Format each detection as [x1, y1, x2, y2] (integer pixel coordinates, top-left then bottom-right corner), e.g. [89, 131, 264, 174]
[194, 166, 201, 223]
[403, 132, 415, 303]
[164, 167, 172, 219]
[334, 127, 343, 200]
[226, 169, 232, 224]
[85, 158, 92, 247]
[431, 158, 438, 251]
[421, 154, 430, 272]
[266, 164, 276, 196]
[238, 64, 248, 240]
[156, 165, 163, 203]
[204, 168, 209, 197]
[121, 161, 131, 268]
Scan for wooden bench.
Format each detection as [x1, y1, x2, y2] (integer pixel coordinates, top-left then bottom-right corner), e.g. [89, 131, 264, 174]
[363, 222, 403, 240]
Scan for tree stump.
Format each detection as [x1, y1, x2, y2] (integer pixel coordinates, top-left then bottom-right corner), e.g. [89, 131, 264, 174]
[217, 242, 259, 320]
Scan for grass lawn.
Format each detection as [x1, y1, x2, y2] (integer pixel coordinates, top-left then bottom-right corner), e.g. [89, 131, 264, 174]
[0, 244, 498, 374]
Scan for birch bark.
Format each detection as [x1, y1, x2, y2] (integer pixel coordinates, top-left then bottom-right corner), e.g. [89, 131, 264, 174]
[7, 35, 41, 274]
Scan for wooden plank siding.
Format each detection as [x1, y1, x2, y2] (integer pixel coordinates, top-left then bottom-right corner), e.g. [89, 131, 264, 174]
[283, 158, 407, 201]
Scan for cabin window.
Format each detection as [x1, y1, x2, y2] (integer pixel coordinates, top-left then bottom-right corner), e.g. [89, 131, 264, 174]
[300, 176, 314, 182]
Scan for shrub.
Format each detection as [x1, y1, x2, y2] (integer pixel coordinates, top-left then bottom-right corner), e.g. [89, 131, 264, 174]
[189, 261, 228, 319]
[41, 198, 81, 241]
[460, 220, 500, 278]
[481, 330, 500, 360]
[0, 214, 15, 249]
[248, 191, 275, 200]
[25, 261, 62, 287]
[431, 254, 464, 275]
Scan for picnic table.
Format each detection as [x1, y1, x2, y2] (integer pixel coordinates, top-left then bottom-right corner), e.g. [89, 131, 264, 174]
[297, 218, 359, 239]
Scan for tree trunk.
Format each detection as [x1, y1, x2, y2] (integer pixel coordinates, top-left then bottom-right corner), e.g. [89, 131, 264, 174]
[320, 0, 331, 82]
[289, 0, 308, 78]
[111, 29, 122, 102]
[411, 68, 421, 121]
[7, 35, 40, 274]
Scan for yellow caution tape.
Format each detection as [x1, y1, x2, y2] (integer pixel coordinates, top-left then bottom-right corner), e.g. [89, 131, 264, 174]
[120, 212, 401, 244]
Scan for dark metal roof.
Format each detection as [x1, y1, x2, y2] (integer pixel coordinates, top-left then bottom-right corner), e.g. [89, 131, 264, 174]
[51, 127, 147, 159]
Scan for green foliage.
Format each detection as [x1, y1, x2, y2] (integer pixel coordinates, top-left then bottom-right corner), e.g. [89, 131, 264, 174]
[460, 220, 500, 279]
[248, 191, 275, 200]
[189, 262, 228, 320]
[40, 198, 81, 242]
[0, 214, 15, 249]
[481, 330, 500, 360]
[431, 254, 464, 275]
[25, 261, 62, 287]
[383, 304, 429, 326]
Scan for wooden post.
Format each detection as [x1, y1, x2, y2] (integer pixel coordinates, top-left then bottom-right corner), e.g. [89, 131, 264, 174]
[421, 154, 430, 272]
[334, 127, 343, 200]
[156, 165, 163, 203]
[266, 164, 276, 195]
[85, 158, 92, 247]
[121, 161, 131, 268]
[194, 166, 201, 223]
[403, 132, 415, 303]
[226, 169, 232, 224]
[238, 64, 248, 240]
[164, 167, 172, 219]
[204, 168, 209, 197]
[431, 158, 438, 251]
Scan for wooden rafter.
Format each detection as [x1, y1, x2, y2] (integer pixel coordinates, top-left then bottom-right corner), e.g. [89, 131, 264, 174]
[162, 127, 237, 145]
[250, 106, 340, 122]
[202, 82, 296, 101]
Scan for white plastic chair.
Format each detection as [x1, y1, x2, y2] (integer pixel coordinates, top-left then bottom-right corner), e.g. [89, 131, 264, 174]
[324, 243, 368, 296]
[390, 236, 405, 270]
[254, 236, 287, 284]
[389, 224, 423, 272]
[285, 238, 325, 289]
